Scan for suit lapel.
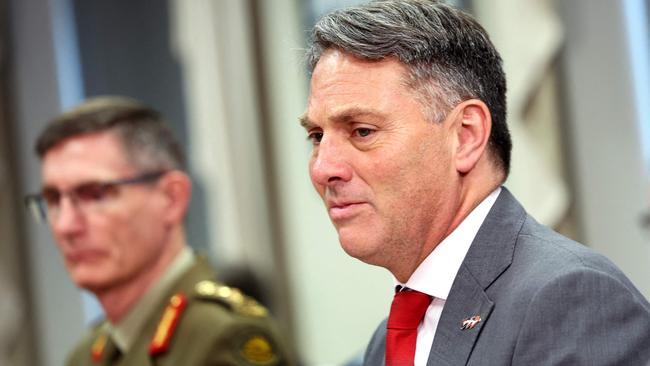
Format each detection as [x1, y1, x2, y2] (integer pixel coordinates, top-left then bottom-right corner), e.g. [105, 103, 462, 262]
[427, 188, 526, 365]
[427, 267, 493, 365]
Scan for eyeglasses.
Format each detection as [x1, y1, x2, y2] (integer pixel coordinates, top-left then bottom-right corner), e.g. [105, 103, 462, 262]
[24, 171, 167, 223]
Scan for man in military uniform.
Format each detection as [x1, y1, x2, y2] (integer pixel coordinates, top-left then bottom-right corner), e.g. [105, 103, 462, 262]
[25, 96, 292, 365]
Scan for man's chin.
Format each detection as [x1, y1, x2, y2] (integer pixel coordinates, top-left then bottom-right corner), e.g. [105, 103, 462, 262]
[69, 268, 114, 293]
[338, 235, 383, 265]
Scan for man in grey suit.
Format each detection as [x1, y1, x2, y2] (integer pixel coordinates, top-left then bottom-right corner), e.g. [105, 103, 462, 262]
[300, 0, 650, 365]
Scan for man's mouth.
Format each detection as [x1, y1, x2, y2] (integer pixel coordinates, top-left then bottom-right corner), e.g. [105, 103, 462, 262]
[328, 201, 368, 221]
[65, 249, 105, 263]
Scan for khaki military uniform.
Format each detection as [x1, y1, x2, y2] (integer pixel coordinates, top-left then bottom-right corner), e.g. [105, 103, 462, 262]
[66, 256, 292, 366]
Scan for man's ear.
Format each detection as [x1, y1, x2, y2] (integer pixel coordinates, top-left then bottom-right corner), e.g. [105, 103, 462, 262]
[453, 99, 492, 174]
[158, 171, 192, 225]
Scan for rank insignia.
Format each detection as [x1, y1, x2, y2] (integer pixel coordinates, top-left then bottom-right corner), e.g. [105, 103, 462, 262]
[149, 293, 188, 355]
[195, 280, 268, 317]
[460, 315, 482, 330]
[240, 335, 277, 365]
[90, 334, 107, 363]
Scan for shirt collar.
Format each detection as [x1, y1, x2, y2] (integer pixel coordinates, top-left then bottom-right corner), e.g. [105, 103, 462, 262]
[108, 246, 195, 352]
[397, 187, 501, 300]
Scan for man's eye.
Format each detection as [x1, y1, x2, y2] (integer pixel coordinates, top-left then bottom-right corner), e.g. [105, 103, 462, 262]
[354, 128, 374, 138]
[42, 189, 61, 206]
[76, 184, 112, 202]
[307, 131, 324, 144]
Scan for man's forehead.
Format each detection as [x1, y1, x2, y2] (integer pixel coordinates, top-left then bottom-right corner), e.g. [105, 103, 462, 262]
[312, 48, 347, 71]
[303, 53, 410, 128]
[41, 132, 134, 184]
[43, 131, 125, 159]
[312, 49, 408, 77]
[309, 52, 413, 104]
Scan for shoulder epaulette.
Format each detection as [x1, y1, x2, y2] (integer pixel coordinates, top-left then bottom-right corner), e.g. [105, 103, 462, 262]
[194, 280, 269, 318]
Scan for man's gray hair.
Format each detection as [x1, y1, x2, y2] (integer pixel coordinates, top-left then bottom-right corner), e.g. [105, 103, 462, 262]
[306, 0, 511, 175]
[35, 96, 186, 172]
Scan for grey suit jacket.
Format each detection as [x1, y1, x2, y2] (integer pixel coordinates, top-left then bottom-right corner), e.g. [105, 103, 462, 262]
[364, 188, 650, 365]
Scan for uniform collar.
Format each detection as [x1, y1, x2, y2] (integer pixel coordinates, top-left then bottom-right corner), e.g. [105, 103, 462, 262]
[108, 247, 195, 352]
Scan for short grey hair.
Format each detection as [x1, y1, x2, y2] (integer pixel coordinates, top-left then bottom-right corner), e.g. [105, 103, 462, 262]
[35, 96, 186, 172]
[306, 0, 511, 175]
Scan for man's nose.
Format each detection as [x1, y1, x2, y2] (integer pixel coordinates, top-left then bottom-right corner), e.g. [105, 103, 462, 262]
[309, 137, 353, 187]
[51, 197, 84, 235]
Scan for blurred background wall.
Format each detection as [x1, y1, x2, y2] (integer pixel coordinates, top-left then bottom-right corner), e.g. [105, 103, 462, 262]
[1, 0, 648, 365]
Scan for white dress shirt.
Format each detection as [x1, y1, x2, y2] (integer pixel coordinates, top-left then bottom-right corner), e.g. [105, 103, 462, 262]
[395, 188, 501, 365]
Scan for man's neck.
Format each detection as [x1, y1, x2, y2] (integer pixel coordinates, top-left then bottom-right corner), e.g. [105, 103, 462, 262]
[96, 240, 185, 323]
[392, 170, 503, 283]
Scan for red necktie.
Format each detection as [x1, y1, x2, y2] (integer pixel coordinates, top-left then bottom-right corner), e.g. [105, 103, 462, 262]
[385, 289, 432, 366]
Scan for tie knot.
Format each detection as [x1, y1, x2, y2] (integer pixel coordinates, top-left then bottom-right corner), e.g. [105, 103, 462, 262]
[387, 290, 432, 330]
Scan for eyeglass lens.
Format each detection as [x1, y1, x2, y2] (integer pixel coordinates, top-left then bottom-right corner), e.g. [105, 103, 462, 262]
[25, 171, 166, 222]
[42, 183, 118, 208]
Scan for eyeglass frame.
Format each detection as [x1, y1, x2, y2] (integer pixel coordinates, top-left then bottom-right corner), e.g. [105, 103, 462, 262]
[24, 170, 168, 223]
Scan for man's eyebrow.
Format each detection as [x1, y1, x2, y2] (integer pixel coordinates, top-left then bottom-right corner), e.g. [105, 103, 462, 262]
[330, 107, 386, 123]
[41, 184, 55, 192]
[299, 108, 386, 128]
[299, 114, 312, 128]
